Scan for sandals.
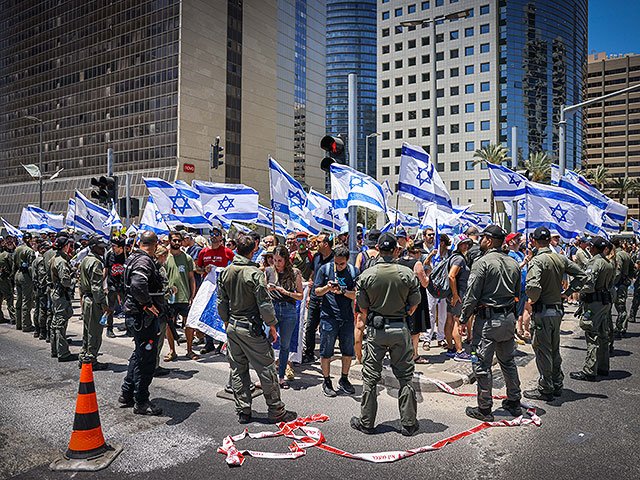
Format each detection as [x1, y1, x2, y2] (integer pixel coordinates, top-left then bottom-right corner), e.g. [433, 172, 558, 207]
[422, 341, 431, 351]
[438, 340, 447, 348]
[280, 380, 290, 390]
[186, 351, 200, 360]
[414, 356, 429, 364]
[164, 352, 177, 362]
[285, 365, 295, 380]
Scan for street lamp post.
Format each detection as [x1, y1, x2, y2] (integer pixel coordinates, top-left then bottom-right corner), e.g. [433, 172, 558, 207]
[365, 132, 380, 179]
[26, 115, 43, 208]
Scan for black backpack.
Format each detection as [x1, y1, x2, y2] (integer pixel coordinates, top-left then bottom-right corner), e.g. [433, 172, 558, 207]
[427, 253, 461, 299]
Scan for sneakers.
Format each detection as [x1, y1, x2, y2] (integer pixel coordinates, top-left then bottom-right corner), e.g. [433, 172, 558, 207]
[465, 406, 494, 422]
[58, 353, 79, 363]
[523, 389, 553, 402]
[224, 384, 234, 394]
[322, 379, 338, 397]
[501, 399, 523, 417]
[271, 410, 297, 424]
[350, 416, 375, 434]
[199, 343, 216, 355]
[445, 348, 456, 357]
[301, 354, 315, 364]
[401, 423, 420, 437]
[238, 412, 252, 424]
[338, 377, 356, 395]
[22, 326, 35, 333]
[106, 328, 116, 338]
[133, 401, 163, 416]
[454, 352, 471, 362]
[569, 371, 596, 382]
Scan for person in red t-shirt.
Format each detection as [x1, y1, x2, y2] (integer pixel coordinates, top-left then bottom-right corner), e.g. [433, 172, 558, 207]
[196, 227, 235, 275]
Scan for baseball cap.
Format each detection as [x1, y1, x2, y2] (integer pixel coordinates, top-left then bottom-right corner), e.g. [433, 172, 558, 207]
[377, 232, 397, 250]
[365, 228, 381, 247]
[80, 234, 90, 241]
[590, 236, 609, 250]
[396, 229, 408, 239]
[111, 236, 125, 247]
[88, 235, 108, 249]
[409, 240, 428, 254]
[578, 236, 590, 243]
[295, 231, 309, 239]
[532, 226, 551, 241]
[505, 233, 521, 244]
[479, 225, 506, 240]
[54, 236, 74, 249]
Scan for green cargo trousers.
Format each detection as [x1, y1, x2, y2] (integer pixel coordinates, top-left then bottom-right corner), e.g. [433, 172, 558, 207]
[471, 313, 521, 410]
[14, 272, 33, 330]
[614, 284, 629, 333]
[360, 324, 417, 430]
[79, 296, 103, 365]
[50, 290, 72, 359]
[226, 321, 286, 420]
[0, 280, 15, 323]
[35, 288, 48, 335]
[531, 309, 564, 395]
[580, 302, 611, 376]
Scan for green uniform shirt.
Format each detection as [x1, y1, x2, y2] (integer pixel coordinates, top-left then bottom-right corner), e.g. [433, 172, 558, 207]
[217, 254, 276, 326]
[165, 251, 195, 304]
[575, 248, 591, 269]
[32, 255, 47, 290]
[0, 251, 14, 282]
[355, 256, 421, 320]
[582, 253, 615, 294]
[51, 251, 72, 290]
[526, 246, 588, 305]
[291, 248, 313, 281]
[614, 249, 633, 285]
[79, 252, 107, 308]
[43, 248, 56, 286]
[13, 244, 35, 277]
[460, 248, 522, 322]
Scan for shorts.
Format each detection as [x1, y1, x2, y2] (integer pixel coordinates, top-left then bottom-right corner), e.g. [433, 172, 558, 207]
[169, 302, 190, 320]
[517, 291, 528, 318]
[447, 298, 463, 318]
[319, 317, 355, 358]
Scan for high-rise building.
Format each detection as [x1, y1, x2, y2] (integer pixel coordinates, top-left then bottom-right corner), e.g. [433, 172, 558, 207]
[377, 0, 587, 215]
[0, 0, 326, 225]
[584, 52, 640, 218]
[326, 0, 377, 185]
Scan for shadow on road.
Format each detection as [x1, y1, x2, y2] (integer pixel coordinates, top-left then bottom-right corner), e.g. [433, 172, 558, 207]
[153, 397, 201, 425]
[549, 388, 608, 406]
[610, 348, 632, 357]
[165, 368, 199, 380]
[597, 370, 631, 381]
[102, 362, 128, 373]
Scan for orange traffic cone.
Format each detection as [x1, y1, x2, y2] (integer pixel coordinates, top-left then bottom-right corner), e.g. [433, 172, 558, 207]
[50, 362, 122, 471]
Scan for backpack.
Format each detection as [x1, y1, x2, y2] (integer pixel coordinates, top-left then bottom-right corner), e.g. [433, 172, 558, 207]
[361, 249, 379, 272]
[427, 253, 459, 299]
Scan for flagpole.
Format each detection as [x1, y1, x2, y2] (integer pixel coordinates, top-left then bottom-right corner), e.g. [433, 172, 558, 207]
[271, 208, 276, 239]
[393, 194, 400, 235]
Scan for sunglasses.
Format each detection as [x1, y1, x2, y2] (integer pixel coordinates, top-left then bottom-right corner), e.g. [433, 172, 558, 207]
[296, 238, 308, 242]
[211, 233, 221, 237]
[426, 233, 435, 237]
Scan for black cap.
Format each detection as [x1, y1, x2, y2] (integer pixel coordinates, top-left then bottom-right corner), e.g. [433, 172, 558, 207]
[396, 229, 408, 239]
[22, 232, 32, 240]
[377, 232, 397, 250]
[365, 228, 381, 247]
[479, 225, 506, 240]
[88, 235, 108, 249]
[111, 236, 125, 247]
[54, 236, 73, 249]
[409, 240, 428, 254]
[590, 236, 609, 250]
[532, 227, 551, 241]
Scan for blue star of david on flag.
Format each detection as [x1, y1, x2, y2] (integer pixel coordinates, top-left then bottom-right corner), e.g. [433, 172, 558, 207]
[86, 211, 94, 223]
[509, 174, 522, 187]
[416, 165, 433, 186]
[155, 210, 164, 223]
[550, 203, 569, 223]
[349, 175, 366, 189]
[217, 195, 235, 213]
[288, 189, 306, 210]
[169, 190, 190, 215]
[520, 200, 526, 211]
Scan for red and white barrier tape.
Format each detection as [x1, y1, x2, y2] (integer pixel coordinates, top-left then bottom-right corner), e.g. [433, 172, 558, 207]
[217, 377, 542, 467]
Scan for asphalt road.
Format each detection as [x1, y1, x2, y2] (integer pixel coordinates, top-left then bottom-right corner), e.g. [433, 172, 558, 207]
[1, 301, 640, 480]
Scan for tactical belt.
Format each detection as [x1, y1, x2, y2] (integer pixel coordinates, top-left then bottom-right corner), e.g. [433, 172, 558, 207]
[229, 319, 252, 329]
[581, 290, 611, 304]
[532, 303, 562, 313]
[477, 305, 515, 317]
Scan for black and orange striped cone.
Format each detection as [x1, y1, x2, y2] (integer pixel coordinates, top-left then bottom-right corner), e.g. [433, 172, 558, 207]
[50, 362, 122, 471]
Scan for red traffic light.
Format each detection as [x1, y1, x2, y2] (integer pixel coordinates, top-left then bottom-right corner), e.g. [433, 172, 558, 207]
[320, 135, 344, 155]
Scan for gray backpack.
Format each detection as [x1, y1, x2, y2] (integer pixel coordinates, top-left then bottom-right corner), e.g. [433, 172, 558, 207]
[427, 253, 457, 299]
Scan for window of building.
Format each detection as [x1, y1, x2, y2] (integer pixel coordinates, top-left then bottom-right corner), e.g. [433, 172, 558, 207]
[465, 122, 474, 132]
[408, 92, 417, 101]
[382, 114, 390, 123]
[408, 57, 417, 66]
[408, 39, 416, 48]
[465, 103, 474, 113]
[451, 123, 459, 133]
[480, 24, 489, 34]
[422, 1, 430, 9]
[408, 128, 417, 137]
[422, 127, 430, 136]
[382, 28, 390, 37]
[465, 84, 474, 94]
[480, 62, 490, 72]
[422, 72, 430, 82]
[481, 120, 490, 130]
[437, 125, 445, 134]
[436, 52, 444, 61]
[395, 25, 403, 33]
[465, 180, 475, 190]
[382, 79, 390, 88]
[451, 180, 460, 190]
[438, 144, 445, 154]
[395, 7, 402, 17]
[465, 160, 475, 170]
[382, 97, 390, 105]
[382, 166, 390, 175]
[395, 130, 403, 139]
[451, 161, 459, 171]
[480, 81, 490, 91]
[382, 45, 390, 54]
[382, 150, 390, 158]
[480, 101, 490, 111]
[480, 4, 489, 14]
[422, 36, 430, 46]
[450, 105, 459, 114]
[465, 27, 474, 37]
[382, 62, 390, 71]
[408, 4, 416, 13]
[436, 70, 444, 79]
[450, 67, 459, 77]
[480, 43, 490, 53]
[437, 88, 444, 98]
[451, 143, 459, 152]
[450, 30, 459, 40]
[467, 7, 474, 16]
[408, 74, 417, 84]
[395, 112, 403, 121]
[481, 179, 490, 189]
[437, 107, 444, 116]
[450, 48, 459, 58]
[382, 131, 390, 140]
[436, 33, 444, 43]
[465, 141, 475, 152]
[382, 11, 390, 20]
[422, 54, 430, 64]
[395, 59, 403, 68]
[395, 150, 402, 159]
[408, 110, 417, 119]
[395, 94, 403, 103]
[465, 65, 474, 75]
[422, 91, 430, 100]
[450, 86, 459, 96]
[395, 42, 403, 51]
[480, 139, 490, 148]
[422, 109, 430, 118]
[395, 77, 403, 86]
[465, 46, 474, 56]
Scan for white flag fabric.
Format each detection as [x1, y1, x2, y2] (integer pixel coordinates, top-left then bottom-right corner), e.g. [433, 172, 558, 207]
[144, 178, 210, 229]
[386, 207, 420, 230]
[249, 205, 287, 236]
[126, 224, 139, 237]
[419, 202, 466, 235]
[330, 164, 387, 218]
[192, 181, 259, 227]
[307, 189, 347, 233]
[74, 192, 111, 237]
[398, 143, 451, 209]
[139, 196, 170, 235]
[605, 199, 628, 226]
[65, 199, 75, 229]
[459, 209, 492, 230]
[551, 164, 582, 186]
[105, 203, 123, 230]
[523, 182, 587, 242]
[19, 205, 63, 233]
[629, 218, 640, 235]
[186, 268, 228, 342]
[487, 163, 527, 201]
[1, 217, 23, 239]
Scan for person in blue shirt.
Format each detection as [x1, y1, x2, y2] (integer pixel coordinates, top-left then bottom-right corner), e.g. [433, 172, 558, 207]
[506, 233, 531, 342]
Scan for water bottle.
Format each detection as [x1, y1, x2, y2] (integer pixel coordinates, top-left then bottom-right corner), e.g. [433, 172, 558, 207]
[169, 291, 175, 304]
[470, 351, 479, 364]
[583, 309, 591, 320]
[99, 313, 108, 327]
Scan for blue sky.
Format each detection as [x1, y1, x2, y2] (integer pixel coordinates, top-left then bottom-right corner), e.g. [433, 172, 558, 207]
[589, 1, 640, 55]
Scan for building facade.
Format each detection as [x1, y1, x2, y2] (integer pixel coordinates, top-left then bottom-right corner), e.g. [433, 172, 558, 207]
[585, 52, 640, 218]
[326, 0, 377, 185]
[376, 0, 587, 215]
[0, 0, 326, 225]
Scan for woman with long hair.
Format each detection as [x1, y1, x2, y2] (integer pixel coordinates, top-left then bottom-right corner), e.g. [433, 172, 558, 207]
[265, 245, 304, 388]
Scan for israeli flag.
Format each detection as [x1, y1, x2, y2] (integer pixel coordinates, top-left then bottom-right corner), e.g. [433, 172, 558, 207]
[231, 222, 251, 234]
[126, 223, 139, 237]
[419, 202, 466, 235]
[105, 202, 123, 230]
[65, 199, 75, 229]
[398, 143, 451, 209]
[269, 156, 303, 218]
[1, 217, 23, 239]
[192, 180, 259, 226]
[186, 268, 227, 342]
[604, 199, 628, 226]
[551, 164, 582, 185]
[307, 189, 347, 233]
[19, 205, 63, 233]
[487, 163, 528, 201]
[252, 205, 287, 236]
[523, 182, 587, 242]
[459, 209, 492, 230]
[629, 218, 640, 235]
[144, 178, 210, 229]
[330, 164, 387, 218]
[139, 196, 170, 235]
[74, 192, 111, 237]
[386, 207, 420, 230]
[558, 177, 608, 211]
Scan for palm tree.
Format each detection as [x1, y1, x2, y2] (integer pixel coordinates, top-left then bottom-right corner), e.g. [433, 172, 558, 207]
[523, 151, 551, 183]
[631, 179, 640, 220]
[584, 164, 610, 191]
[472, 144, 512, 222]
[609, 176, 634, 204]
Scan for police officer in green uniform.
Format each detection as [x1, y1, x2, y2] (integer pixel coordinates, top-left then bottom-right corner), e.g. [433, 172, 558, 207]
[629, 249, 640, 323]
[612, 238, 634, 338]
[461, 225, 523, 421]
[32, 241, 51, 339]
[574, 237, 592, 269]
[78, 235, 111, 369]
[351, 232, 421, 436]
[13, 232, 35, 332]
[217, 234, 296, 424]
[570, 236, 615, 381]
[50, 235, 77, 362]
[0, 237, 16, 324]
[524, 227, 588, 401]
[42, 234, 60, 342]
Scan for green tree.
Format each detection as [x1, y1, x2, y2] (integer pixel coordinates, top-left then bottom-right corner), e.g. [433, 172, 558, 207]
[472, 144, 512, 221]
[584, 164, 610, 191]
[609, 176, 634, 204]
[523, 151, 552, 183]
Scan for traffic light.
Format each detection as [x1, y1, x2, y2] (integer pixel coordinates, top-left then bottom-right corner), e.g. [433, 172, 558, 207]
[90, 176, 117, 207]
[320, 135, 345, 172]
[119, 197, 140, 217]
[211, 136, 224, 169]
